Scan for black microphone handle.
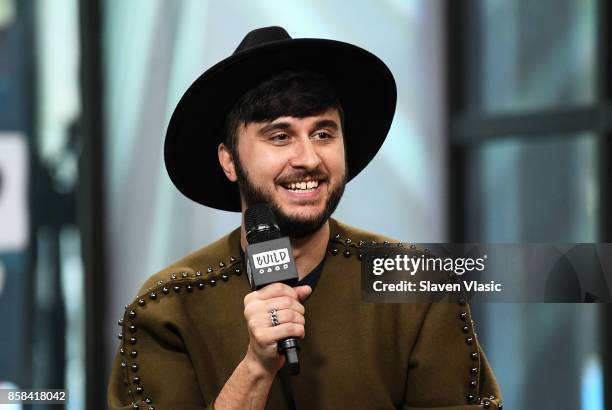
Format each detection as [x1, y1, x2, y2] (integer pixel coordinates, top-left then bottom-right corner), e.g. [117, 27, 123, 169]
[278, 337, 300, 375]
[244, 204, 301, 375]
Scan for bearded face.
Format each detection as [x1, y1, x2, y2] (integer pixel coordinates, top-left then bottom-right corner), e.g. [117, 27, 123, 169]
[230, 109, 347, 238]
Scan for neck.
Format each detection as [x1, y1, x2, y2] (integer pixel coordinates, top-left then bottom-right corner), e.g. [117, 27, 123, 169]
[240, 221, 330, 280]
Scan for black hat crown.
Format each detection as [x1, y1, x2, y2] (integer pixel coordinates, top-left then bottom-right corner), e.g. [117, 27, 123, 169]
[234, 26, 291, 54]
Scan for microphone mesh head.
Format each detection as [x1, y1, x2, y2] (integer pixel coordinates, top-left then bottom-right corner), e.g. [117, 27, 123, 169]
[244, 204, 280, 243]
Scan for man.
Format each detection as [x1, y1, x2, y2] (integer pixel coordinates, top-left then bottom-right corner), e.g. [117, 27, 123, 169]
[108, 27, 502, 409]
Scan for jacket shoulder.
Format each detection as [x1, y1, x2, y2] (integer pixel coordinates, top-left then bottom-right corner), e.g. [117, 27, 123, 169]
[329, 218, 399, 245]
[328, 219, 431, 263]
[110, 229, 243, 410]
[136, 227, 242, 295]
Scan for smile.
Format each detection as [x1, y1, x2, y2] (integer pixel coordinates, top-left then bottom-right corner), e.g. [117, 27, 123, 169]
[281, 179, 321, 192]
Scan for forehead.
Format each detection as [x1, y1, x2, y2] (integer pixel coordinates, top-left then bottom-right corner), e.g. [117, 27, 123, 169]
[240, 109, 343, 135]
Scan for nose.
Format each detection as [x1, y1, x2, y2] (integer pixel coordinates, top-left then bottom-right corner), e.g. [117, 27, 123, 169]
[289, 137, 322, 170]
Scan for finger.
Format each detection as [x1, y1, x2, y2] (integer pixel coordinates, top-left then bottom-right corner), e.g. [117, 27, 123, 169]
[254, 283, 299, 300]
[295, 285, 312, 301]
[272, 309, 305, 326]
[249, 309, 305, 328]
[244, 296, 304, 319]
[255, 323, 306, 345]
[264, 296, 305, 315]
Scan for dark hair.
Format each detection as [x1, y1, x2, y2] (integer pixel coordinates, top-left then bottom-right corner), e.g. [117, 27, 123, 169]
[223, 70, 344, 158]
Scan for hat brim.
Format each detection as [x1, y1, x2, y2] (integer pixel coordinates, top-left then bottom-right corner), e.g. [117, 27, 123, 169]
[164, 38, 396, 212]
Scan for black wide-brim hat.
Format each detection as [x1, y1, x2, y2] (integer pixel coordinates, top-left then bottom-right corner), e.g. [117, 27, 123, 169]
[164, 26, 396, 212]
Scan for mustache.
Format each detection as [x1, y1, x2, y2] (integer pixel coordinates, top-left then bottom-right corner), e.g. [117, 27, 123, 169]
[275, 169, 329, 184]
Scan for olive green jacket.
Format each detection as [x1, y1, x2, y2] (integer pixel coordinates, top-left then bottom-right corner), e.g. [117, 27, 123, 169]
[108, 219, 502, 409]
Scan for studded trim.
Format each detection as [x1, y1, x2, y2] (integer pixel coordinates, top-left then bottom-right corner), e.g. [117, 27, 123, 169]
[466, 392, 503, 409]
[458, 305, 480, 405]
[458, 305, 503, 409]
[328, 230, 417, 262]
[116, 257, 242, 409]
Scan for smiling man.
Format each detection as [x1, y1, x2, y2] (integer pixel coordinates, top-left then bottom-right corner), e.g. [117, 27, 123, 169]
[108, 27, 502, 410]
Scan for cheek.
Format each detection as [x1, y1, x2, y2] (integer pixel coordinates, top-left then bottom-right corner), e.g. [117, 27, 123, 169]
[324, 149, 346, 178]
[242, 148, 288, 182]
[261, 150, 288, 176]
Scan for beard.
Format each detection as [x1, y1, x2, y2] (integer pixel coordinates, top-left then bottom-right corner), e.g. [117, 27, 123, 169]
[234, 157, 346, 238]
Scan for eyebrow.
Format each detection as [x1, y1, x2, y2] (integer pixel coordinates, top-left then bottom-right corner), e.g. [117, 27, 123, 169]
[257, 118, 340, 135]
[313, 119, 339, 131]
[258, 121, 292, 135]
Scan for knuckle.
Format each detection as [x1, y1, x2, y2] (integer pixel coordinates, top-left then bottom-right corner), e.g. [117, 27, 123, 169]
[252, 328, 263, 341]
[270, 283, 285, 293]
[243, 295, 254, 308]
[244, 290, 257, 303]
[243, 304, 254, 318]
[247, 300, 266, 317]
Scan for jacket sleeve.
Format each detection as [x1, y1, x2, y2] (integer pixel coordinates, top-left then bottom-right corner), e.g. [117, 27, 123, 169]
[107, 297, 214, 410]
[403, 302, 503, 410]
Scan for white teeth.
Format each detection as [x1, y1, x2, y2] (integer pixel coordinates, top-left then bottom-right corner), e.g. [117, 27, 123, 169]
[285, 180, 320, 191]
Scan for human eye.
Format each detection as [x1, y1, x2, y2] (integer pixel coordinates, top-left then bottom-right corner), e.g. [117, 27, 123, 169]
[270, 133, 290, 144]
[312, 131, 332, 140]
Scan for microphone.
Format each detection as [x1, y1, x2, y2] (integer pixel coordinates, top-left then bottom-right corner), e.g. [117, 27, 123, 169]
[244, 204, 301, 375]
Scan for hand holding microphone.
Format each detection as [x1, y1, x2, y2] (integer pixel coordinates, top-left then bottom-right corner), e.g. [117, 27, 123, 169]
[243, 204, 307, 375]
[242, 283, 311, 375]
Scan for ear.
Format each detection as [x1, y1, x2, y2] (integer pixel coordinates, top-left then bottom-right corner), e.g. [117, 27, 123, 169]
[218, 143, 238, 182]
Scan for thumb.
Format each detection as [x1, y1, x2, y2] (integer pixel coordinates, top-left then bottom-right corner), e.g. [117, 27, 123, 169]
[295, 285, 312, 301]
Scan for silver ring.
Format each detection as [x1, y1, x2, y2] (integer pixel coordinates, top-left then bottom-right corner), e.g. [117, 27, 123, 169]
[269, 308, 280, 326]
